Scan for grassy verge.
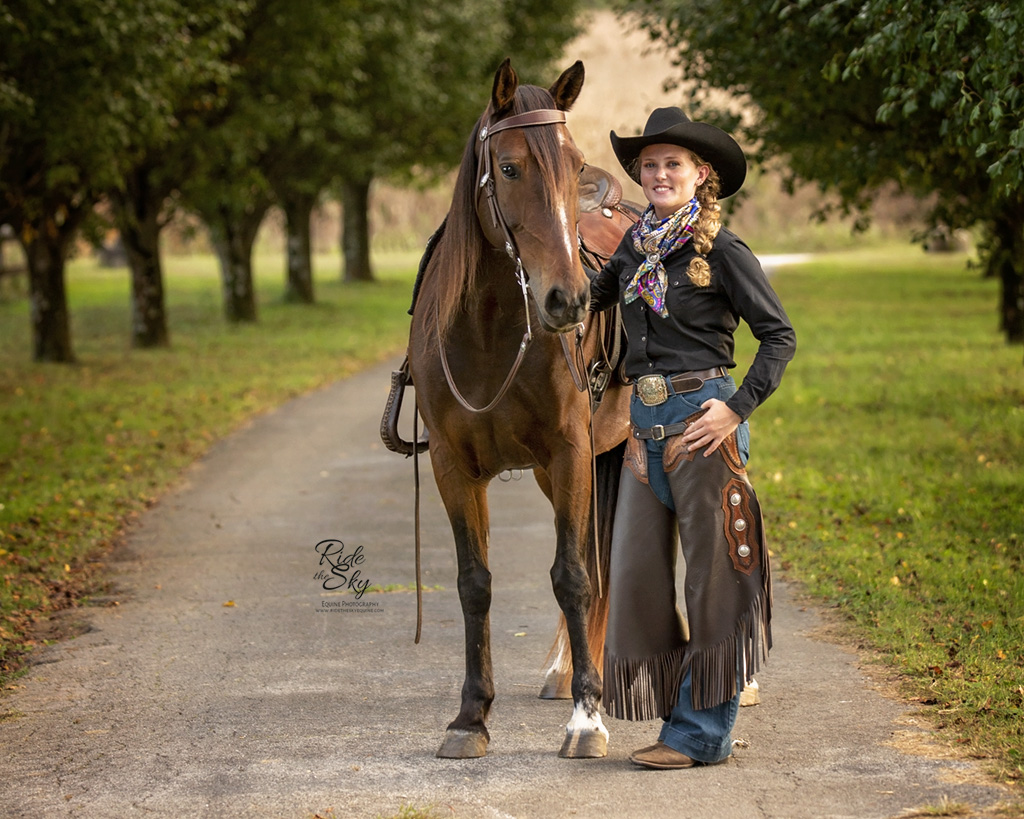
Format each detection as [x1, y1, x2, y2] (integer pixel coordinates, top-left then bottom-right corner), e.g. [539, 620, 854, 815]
[0, 250, 417, 678]
[745, 246, 1023, 785]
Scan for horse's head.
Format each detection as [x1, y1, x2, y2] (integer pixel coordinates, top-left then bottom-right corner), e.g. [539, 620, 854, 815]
[476, 59, 588, 333]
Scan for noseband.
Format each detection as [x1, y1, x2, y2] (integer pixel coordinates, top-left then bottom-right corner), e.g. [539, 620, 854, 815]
[439, 108, 570, 414]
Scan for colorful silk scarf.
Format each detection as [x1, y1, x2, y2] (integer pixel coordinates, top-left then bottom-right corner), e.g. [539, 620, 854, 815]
[624, 198, 700, 318]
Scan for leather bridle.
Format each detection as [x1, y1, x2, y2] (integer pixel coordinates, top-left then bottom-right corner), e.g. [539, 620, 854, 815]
[475, 108, 569, 264]
[438, 108, 570, 414]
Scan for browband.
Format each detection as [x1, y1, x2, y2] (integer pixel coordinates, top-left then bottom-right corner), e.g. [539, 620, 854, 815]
[479, 109, 567, 141]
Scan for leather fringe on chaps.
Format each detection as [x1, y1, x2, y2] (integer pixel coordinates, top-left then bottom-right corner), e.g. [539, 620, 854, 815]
[603, 419, 772, 718]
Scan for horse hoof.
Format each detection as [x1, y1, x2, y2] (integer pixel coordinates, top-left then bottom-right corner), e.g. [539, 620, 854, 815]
[558, 729, 608, 759]
[436, 729, 488, 759]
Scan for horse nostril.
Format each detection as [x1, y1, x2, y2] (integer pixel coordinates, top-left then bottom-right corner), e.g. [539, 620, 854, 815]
[544, 287, 588, 326]
[545, 287, 569, 320]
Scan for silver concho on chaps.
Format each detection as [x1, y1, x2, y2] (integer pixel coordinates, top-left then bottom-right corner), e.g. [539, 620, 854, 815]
[603, 408, 772, 718]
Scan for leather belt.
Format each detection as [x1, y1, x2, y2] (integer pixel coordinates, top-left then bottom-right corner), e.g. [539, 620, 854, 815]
[633, 366, 727, 407]
[632, 420, 693, 441]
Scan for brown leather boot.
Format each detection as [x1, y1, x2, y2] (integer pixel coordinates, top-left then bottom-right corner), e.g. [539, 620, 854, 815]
[628, 741, 698, 769]
[629, 741, 732, 770]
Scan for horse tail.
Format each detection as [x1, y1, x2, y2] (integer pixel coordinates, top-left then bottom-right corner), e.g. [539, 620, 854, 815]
[541, 440, 624, 699]
[585, 440, 623, 672]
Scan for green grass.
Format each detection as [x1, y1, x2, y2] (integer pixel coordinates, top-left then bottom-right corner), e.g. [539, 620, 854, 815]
[898, 796, 972, 817]
[742, 245, 1024, 785]
[1, 244, 1022, 789]
[0, 250, 417, 676]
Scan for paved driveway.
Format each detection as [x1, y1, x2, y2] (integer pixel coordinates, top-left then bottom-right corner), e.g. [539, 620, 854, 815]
[0, 358, 1010, 818]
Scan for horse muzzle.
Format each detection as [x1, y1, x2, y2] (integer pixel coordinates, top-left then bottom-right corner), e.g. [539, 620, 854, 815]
[538, 284, 589, 332]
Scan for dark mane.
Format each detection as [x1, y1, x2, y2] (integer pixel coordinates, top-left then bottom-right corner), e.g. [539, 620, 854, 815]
[419, 84, 575, 345]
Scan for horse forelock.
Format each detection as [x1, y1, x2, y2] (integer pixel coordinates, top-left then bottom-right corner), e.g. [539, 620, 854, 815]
[422, 84, 578, 345]
[512, 85, 578, 212]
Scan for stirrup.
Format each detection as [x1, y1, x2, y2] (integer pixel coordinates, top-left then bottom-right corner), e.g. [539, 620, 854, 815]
[380, 356, 428, 456]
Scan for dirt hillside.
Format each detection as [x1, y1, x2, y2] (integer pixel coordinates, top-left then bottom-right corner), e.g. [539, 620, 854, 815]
[561, 10, 680, 201]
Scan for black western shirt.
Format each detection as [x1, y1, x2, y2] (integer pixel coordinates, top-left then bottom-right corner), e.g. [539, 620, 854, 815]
[589, 227, 797, 421]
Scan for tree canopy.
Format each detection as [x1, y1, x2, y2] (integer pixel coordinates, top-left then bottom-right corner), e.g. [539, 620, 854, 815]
[0, 0, 246, 359]
[0, 0, 582, 360]
[623, 0, 1024, 347]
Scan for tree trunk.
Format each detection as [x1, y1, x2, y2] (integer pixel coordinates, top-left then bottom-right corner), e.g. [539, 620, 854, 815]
[991, 207, 1024, 345]
[21, 223, 77, 363]
[115, 168, 170, 348]
[282, 190, 316, 303]
[1000, 261, 1023, 345]
[209, 203, 268, 323]
[341, 176, 374, 283]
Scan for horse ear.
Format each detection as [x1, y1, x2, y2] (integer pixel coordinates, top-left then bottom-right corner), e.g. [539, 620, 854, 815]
[549, 61, 585, 112]
[491, 58, 519, 116]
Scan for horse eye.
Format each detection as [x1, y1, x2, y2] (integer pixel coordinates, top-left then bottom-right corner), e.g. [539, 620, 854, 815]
[499, 164, 519, 180]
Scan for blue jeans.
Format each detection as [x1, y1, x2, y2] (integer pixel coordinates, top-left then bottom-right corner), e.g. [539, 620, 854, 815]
[630, 375, 750, 512]
[659, 667, 743, 763]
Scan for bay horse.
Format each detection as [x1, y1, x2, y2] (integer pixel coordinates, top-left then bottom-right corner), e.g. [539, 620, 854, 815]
[408, 59, 631, 759]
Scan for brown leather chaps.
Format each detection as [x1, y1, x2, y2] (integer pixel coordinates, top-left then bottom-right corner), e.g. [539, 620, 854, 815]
[603, 418, 772, 719]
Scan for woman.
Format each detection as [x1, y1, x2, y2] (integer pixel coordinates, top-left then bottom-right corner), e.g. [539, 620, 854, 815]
[590, 107, 796, 769]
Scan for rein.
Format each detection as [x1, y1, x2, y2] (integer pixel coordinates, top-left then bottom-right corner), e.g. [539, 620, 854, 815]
[436, 108, 567, 415]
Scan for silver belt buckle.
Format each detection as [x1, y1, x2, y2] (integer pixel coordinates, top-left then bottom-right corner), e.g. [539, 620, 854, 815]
[636, 374, 669, 406]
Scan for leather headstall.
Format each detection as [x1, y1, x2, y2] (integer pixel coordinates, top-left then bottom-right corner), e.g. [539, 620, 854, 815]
[438, 108, 570, 416]
[475, 108, 568, 266]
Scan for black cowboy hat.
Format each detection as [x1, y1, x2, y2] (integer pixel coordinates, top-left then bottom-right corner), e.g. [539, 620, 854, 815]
[610, 107, 747, 198]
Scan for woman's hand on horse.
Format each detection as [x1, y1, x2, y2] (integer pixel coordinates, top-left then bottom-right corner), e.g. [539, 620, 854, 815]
[682, 398, 741, 457]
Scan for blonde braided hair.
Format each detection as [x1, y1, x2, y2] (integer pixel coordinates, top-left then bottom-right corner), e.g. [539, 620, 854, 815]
[686, 151, 721, 287]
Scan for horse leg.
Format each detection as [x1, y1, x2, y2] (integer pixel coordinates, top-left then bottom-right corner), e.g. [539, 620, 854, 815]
[537, 441, 622, 702]
[533, 468, 573, 700]
[433, 450, 494, 759]
[547, 457, 609, 758]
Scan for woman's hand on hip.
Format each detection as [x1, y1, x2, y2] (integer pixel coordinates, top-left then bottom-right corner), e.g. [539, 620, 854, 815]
[681, 398, 741, 457]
